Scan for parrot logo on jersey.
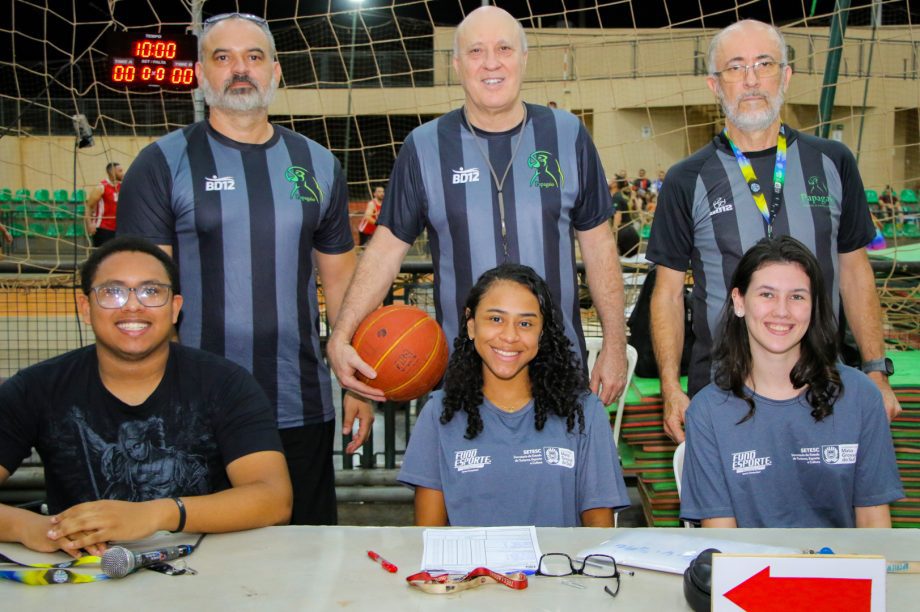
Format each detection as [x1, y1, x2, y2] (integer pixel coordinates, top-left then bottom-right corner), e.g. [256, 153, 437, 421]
[527, 150, 564, 189]
[284, 166, 324, 204]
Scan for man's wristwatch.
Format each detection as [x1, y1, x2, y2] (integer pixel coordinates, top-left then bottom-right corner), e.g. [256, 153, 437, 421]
[861, 357, 894, 377]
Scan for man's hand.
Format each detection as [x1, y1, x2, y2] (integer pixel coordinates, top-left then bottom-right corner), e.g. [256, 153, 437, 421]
[589, 342, 627, 406]
[867, 371, 902, 421]
[47, 499, 171, 552]
[662, 387, 691, 443]
[327, 331, 387, 402]
[14, 511, 104, 559]
[342, 391, 375, 454]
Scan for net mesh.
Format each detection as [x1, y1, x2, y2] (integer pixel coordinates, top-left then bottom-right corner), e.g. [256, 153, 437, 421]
[0, 0, 919, 379]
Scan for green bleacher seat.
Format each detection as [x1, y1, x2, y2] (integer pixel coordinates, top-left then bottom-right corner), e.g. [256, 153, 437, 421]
[9, 223, 26, 238]
[33, 189, 50, 203]
[900, 189, 918, 204]
[54, 205, 74, 220]
[13, 189, 30, 202]
[32, 204, 53, 219]
[75, 204, 85, 215]
[14, 204, 31, 219]
[53, 189, 70, 203]
[865, 189, 879, 204]
[64, 224, 83, 237]
[70, 189, 86, 204]
[0, 188, 11, 202]
[44, 224, 60, 238]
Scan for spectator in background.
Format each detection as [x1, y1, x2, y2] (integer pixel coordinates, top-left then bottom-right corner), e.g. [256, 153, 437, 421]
[879, 186, 903, 227]
[85, 162, 124, 247]
[610, 171, 639, 257]
[632, 168, 650, 191]
[650, 169, 665, 195]
[358, 186, 384, 247]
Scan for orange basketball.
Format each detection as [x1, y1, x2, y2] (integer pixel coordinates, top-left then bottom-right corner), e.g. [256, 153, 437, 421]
[352, 304, 449, 402]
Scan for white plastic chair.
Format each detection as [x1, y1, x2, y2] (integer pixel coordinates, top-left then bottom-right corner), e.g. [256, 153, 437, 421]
[584, 339, 638, 448]
[673, 441, 693, 528]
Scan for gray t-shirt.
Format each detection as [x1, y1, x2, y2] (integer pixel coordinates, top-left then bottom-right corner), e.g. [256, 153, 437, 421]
[680, 366, 903, 527]
[398, 390, 630, 527]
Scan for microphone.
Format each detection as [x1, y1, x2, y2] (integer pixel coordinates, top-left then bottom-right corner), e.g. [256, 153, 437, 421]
[101, 544, 194, 578]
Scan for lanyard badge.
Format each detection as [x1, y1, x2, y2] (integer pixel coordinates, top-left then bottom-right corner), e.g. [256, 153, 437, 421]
[723, 125, 787, 238]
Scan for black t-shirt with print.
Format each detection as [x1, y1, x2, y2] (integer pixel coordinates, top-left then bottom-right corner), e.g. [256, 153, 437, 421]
[0, 343, 282, 514]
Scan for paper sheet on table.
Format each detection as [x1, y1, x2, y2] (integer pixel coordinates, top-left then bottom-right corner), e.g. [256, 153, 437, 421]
[576, 531, 798, 574]
[421, 526, 542, 574]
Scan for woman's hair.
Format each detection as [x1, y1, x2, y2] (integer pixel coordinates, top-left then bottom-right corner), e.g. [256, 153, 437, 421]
[712, 236, 842, 422]
[441, 263, 589, 439]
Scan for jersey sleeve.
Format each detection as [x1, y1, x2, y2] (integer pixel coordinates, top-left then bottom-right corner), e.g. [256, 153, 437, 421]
[210, 363, 284, 466]
[313, 157, 356, 254]
[396, 397, 444, 491]
[571, 124, 615, 231]
[834, 145, 876, 253]
[851, 376, 905, 507]
[116, 142, 176, 244]
[0, 373, 41, 475]
[679, 390, 735, 522]
[576, 394, 630, 514]
[645, 163, 697, 272]
[377, 133, 428, 246]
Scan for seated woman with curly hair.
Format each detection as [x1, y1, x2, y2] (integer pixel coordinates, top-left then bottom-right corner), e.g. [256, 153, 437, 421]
[680, 236, 903, 528]
[397, 263, 629, 527]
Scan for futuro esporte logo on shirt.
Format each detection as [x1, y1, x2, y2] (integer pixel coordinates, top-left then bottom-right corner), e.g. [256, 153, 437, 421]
[731, 449, 772, 475]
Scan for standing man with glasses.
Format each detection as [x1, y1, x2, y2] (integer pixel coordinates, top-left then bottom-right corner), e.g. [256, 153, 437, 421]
[0, 237, 292, 558]
[327, 6, 629, 408]
[647, 19, 900, 444]
[117, 13, 372, 525]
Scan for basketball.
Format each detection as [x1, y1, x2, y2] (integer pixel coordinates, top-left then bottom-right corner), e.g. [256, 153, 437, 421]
[352, 305, 449, 402]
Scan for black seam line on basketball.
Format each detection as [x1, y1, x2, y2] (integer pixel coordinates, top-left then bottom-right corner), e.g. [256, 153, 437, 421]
[386, 323, 446, 396]
[370, 316, 435, 374]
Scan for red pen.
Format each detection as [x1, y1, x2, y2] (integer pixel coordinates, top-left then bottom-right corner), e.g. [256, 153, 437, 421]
[367, 550, 398, 573]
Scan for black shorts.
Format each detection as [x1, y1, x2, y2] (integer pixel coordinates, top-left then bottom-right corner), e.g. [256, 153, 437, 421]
[279, 419, 338, 525]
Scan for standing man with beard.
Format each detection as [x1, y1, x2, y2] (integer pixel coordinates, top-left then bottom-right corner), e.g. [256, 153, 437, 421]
[117, 13, 373, 525]
[647, 20, 900, 443]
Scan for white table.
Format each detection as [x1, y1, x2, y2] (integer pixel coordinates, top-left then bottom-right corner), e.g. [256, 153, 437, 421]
[3, 527, 919, 610]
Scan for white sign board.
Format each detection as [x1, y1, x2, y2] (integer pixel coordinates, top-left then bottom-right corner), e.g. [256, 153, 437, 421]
[712, 554, 885, 611]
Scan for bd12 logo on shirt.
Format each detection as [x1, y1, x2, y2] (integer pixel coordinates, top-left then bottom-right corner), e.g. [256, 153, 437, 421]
[822, 444, 858, 465]
[544, 446, 575, 469]
[454, 449, 491, 473]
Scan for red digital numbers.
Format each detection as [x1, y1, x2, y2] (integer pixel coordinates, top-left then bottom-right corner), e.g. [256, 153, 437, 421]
[170, 67, 194, 85]
[132, 40, 177, 60]
[111, 64, 137, 82]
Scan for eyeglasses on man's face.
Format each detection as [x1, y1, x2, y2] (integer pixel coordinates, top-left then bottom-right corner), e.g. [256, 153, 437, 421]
[91, 283, 172, 309]
[202, 12, 268, 30]
[713, 60, 784, 82]
[536, 553, 622, 597]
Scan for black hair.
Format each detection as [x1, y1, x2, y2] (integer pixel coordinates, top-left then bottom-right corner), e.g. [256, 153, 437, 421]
[80, 236, 180, 296]
[105, 162, 121, 173]
[441, 263, 589, 439]
[712, 236, 842, 422]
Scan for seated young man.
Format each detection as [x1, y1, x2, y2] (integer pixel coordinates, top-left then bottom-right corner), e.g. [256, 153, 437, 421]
[0, 237, 292, 558]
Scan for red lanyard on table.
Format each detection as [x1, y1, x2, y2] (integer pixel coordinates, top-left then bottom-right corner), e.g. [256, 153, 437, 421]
[406, 567, 529, 594]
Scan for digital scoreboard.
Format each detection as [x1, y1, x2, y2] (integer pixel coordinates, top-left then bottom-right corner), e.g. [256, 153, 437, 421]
[107, 31, 197, 90]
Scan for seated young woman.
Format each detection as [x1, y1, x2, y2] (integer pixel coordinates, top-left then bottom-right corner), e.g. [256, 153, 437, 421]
[397, 264, 629, 527]
[680, 236, 903, 528]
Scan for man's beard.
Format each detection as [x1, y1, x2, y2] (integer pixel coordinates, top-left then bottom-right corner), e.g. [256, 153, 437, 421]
[717, 82, 784, 133]
[200, 74, 277, 112]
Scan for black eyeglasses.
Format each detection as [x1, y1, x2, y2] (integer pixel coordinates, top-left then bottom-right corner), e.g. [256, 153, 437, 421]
[536, 553, 621, 597]
[202, 13, 268, 29]
[91, 283, 172, 309]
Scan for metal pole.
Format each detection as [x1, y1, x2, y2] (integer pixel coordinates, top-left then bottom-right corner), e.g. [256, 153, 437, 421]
[855, 0, 881, 162]
[191, 0, 206, 123]
[342, 8, 359, 183]
[816, 0, 852, 138]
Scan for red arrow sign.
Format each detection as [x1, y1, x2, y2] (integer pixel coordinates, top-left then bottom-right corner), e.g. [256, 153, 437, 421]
[723, 566, 872, 612]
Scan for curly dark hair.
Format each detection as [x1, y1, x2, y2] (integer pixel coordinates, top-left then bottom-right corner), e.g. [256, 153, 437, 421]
[712, 236, 842, 423]
[440, 263, 589, 439]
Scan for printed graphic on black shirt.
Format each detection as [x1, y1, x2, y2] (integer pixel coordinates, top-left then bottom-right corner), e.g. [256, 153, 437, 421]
[69, 407, 209, 501]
